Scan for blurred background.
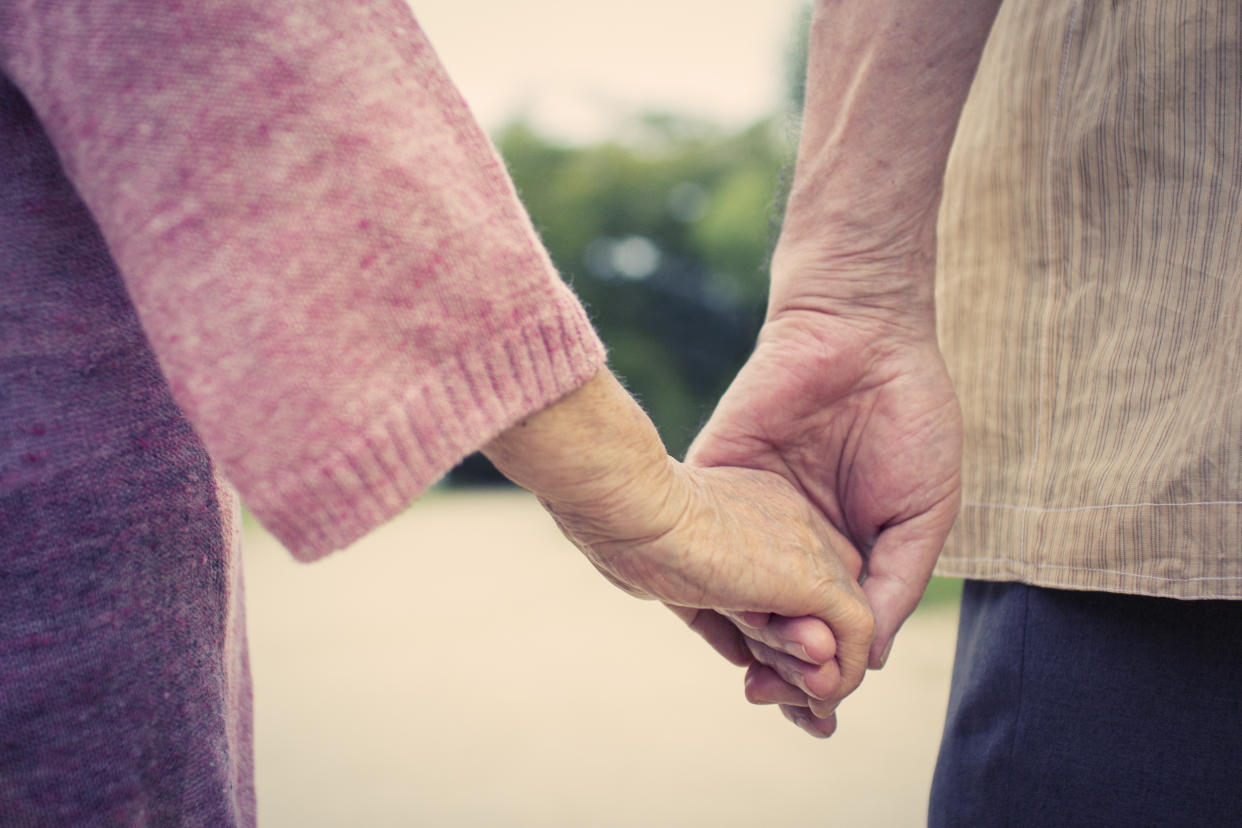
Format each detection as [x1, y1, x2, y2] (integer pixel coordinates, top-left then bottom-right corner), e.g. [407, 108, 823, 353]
[244, 2, 963, 825]
[430, 0, 813, 476]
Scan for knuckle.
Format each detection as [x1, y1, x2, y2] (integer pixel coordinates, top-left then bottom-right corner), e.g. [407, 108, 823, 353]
[860, 616, 878, 646]
[848, 602, 878, 645]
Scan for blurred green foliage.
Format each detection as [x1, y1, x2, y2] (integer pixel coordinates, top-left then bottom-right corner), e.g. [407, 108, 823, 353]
[784, 1, 813, 116]
[449, 2, 813, 484]
[448, 114, 795, 483]
[917, 576, 965, 611]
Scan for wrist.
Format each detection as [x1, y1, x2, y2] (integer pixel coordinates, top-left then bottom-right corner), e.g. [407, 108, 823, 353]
[766, 241, 939, 343]
[481, 369, 684, 541]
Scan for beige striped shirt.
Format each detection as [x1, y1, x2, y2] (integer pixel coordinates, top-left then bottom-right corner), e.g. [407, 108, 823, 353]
[935, 0, 1242, 598]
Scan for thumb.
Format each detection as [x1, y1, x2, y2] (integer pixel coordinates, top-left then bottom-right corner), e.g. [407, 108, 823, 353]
[860, 519, 945, 670]
[805, 575, 874, 701]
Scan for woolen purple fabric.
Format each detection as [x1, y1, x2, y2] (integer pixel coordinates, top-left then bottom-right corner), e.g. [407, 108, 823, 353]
[0, 1, 605, 823]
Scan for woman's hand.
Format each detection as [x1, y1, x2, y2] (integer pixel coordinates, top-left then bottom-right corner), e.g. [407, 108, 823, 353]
[483, 369, 875, 734]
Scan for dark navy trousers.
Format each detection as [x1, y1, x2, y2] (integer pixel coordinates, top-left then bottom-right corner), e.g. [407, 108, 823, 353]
[930, 580, 1242, 827]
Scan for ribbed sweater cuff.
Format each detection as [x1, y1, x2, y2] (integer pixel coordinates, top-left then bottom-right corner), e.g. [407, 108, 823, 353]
[246, 302, 606, 561]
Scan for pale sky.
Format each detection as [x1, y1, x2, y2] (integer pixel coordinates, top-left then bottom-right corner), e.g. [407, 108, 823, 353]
[409, 0, 808, 142]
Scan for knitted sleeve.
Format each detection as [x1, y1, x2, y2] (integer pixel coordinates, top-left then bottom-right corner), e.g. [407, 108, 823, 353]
[0, 0, 606, 559]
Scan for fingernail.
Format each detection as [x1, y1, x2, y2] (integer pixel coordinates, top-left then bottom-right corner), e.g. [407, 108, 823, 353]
[878, 638, 894, 668]
[786, 708, 818, 737]
[785, 641, 811, 661]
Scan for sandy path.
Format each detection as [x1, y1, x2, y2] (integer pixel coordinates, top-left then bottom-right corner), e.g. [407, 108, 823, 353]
[244, 489, 959, 827]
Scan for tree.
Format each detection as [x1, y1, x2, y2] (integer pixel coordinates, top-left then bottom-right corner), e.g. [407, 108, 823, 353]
[448, 114, 793, 485]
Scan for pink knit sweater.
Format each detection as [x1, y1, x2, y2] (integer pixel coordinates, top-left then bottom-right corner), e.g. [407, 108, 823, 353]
[0, 1, 604, 823]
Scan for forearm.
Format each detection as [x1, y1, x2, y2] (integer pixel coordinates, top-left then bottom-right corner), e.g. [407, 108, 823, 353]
[772, 0, 1000, 325]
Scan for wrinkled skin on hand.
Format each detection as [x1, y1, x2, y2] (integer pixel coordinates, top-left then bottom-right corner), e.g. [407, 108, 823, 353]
[539, 458, 876, 734]
[686, 308, 963, 731]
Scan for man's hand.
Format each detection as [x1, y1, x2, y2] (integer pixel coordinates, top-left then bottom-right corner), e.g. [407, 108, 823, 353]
[684, 0, 997, 731]
[483, 369, 875, 736]
[688, 306, 962, 671]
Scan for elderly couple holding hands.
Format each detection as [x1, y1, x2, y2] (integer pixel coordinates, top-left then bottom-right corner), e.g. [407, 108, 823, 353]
[484, 0, 976, 736]
[0, 0, 976, 821]
[10, 0, 1241, 824]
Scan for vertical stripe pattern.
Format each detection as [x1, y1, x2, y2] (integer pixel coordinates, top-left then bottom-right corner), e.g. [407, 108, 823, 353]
[935, 0, 1242, 598]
